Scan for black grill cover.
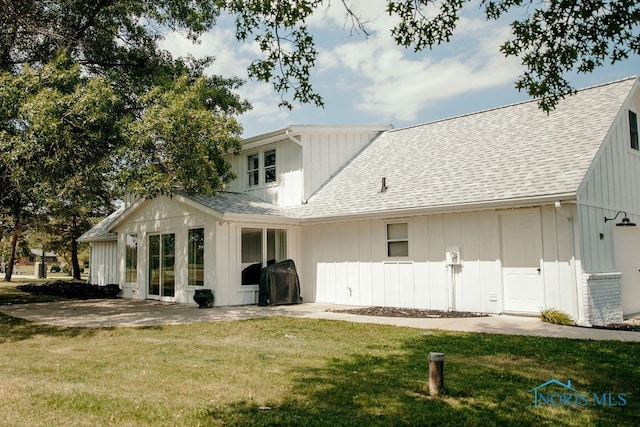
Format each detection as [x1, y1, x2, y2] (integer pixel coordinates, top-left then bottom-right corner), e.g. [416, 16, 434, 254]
[258, 259, 302, 306]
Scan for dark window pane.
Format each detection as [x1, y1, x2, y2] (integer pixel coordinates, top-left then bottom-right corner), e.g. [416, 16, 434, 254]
[241, 228, 262, 286]
[630, 111, 639, 150]
[388, 241, 409, 257]
[265, 167, 276, 183]
[264, 149, 276, 167]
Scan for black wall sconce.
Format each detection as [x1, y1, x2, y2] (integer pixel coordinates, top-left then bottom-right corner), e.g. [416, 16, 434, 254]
[604, 211, 637, 226]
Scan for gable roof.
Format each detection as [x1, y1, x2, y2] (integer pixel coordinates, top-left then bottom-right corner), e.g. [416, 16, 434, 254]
[300, 77, 638, 220]
[79, 192, 302, 242]
[183, 192, 300, 219]
[77, 207, 124, 242]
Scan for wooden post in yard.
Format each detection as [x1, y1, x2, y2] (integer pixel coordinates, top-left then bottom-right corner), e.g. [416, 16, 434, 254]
[429, 352, 444, 396]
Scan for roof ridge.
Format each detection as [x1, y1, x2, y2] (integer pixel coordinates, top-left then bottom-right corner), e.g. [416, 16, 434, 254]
[389, 75, 638, 133]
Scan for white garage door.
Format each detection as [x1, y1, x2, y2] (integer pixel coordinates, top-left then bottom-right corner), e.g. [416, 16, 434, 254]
[501, 209, 544, 313]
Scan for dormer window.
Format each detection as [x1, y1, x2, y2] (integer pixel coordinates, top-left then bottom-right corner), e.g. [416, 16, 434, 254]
[630, 110, 638, 150]
[246, 149, 277, 187]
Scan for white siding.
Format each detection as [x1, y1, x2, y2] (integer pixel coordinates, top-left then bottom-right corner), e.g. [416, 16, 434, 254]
[113, 196, 218, 304]
[215, 222, 303, 306]
[301, 131, 383, 201]
[303, 206, 580, 318]
[225, 138, 303, 207]
[224, 130, 383, 207]
[88, 241, 118, 286]
[577, 84, 640, 273]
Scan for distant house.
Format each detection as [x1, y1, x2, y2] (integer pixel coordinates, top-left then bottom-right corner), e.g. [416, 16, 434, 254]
[19, 249, 59, 265]
[79, 77, 640, 326]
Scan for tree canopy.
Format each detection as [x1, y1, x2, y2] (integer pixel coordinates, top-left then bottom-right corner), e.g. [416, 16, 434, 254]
[0, 1, 249, 280]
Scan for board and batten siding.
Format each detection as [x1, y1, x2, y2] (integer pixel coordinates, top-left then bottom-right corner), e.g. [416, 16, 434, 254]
[300, 130, 384, 202]
[87, 240, 118, 286]
[225, 129, 384, 207]
[225, 137, 303, 207]
[577, 83, 640, 273]
[113, 196, 218, 304]
[214, 221, 304, 306]
[303, 206, 580, 318]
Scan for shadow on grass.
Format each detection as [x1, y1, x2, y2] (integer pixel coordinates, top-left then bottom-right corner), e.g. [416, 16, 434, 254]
[0, 312, 108, 343]
[201, 331, 640, 426]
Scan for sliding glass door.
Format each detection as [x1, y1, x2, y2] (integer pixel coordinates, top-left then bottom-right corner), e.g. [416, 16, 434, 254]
[148, 234, 175, 298]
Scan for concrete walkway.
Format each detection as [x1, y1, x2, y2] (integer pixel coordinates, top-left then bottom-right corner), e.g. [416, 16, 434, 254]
[1, 299, 639, 342]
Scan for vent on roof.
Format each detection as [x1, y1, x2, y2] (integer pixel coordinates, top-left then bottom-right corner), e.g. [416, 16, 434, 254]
[380, 177, 388, 193]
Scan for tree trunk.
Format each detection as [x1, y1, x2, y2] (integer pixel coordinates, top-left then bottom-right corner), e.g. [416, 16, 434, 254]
[4, 213, 21, 282]
[71, 215, 81, 280]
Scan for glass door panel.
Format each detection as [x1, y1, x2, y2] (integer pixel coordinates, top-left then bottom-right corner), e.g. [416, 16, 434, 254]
[162, 234, 175, 297]
[148, 233, 175, 298]
[148, 235, 160, 296]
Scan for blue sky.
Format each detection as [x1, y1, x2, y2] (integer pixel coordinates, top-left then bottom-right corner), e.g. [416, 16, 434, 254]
[160, 0, 640, 137]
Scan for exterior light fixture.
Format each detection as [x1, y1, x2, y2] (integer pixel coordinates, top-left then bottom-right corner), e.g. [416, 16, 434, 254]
[604, 211, 637, 227]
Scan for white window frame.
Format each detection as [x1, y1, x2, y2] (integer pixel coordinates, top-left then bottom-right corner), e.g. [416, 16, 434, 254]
[239, 226, 288, 288]
[245, 148, 277, 188]
[385, 221, 410, 259]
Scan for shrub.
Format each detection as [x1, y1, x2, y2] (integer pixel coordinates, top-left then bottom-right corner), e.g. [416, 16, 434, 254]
[49, 264, 61, 273]
[539, 308, 574, 326]
[16, 280, 120, 299]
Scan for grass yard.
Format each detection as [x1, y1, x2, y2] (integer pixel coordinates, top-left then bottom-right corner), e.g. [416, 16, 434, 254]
[0, 282, 638, 426]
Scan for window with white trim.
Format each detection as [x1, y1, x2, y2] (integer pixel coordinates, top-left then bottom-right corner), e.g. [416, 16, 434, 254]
[386, 222, 409, 257]
[241, 227, 287, 285]
[246, 149, 277, 187]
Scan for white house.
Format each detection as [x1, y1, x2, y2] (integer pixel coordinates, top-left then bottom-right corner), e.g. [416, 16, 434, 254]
[79, 77, 640, 326]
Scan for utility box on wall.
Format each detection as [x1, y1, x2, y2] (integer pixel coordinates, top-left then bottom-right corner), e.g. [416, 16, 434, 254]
[446, 247, 462, 266]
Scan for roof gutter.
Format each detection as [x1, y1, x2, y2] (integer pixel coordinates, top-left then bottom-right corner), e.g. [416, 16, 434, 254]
[221, 213, 301, 226]
[299, 193, 578, 224]
[77, 234, 118, 243]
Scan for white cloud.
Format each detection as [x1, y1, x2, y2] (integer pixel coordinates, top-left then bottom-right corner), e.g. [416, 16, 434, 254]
[160, 28, 252, 78]
[313, 13, 523, 122]
[158, 3, 526, 134]
[237, 82, 292, 131]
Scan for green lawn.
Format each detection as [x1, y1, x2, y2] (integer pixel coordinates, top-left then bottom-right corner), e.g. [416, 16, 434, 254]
[0, 287, 638, 426]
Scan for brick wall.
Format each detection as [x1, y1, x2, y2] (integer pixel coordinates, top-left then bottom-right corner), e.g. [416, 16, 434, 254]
[582, 273, 623, 326]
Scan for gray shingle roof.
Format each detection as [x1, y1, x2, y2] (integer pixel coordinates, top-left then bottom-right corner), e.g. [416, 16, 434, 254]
[184, 192, 300, 218]
[77, 207, 124, 242]
[301, 77, 637, 219]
